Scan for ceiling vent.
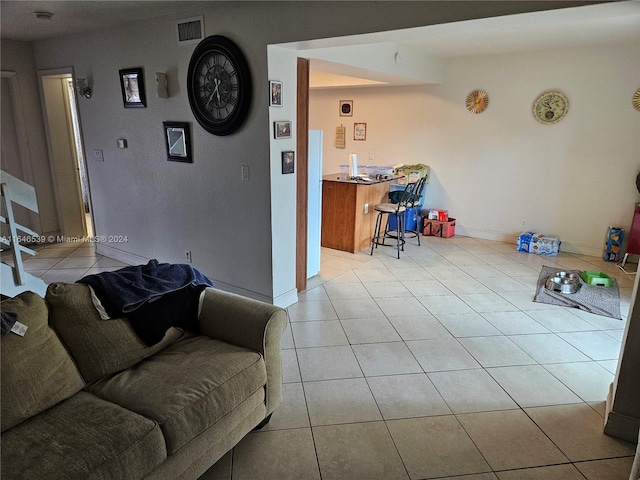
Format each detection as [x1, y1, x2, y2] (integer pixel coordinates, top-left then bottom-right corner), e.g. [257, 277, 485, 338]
[176, 16, 204, 45]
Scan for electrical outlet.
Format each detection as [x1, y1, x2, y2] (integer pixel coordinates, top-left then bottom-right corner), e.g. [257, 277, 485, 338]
[520, 219, 527, 228]
[369, 151, 375, 161]
[93, 149, 104, 161]
[185, 250, 192, 263]
[241, 165, 249, 181]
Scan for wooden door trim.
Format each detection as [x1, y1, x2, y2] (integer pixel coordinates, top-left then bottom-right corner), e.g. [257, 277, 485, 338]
[296, 58, 309, 293]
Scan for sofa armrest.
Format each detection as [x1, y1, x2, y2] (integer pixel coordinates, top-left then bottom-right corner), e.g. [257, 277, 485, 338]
[198, 288, 288, 415]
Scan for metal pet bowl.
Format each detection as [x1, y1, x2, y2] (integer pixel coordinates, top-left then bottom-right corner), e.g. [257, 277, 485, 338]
[545, 271, 581, 294]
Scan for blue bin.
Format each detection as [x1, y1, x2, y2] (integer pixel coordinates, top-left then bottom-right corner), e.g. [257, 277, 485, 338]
[387, 207, 417, 232]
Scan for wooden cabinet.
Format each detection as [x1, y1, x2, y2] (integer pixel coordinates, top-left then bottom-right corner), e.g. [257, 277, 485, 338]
[321, 179, 391, 253]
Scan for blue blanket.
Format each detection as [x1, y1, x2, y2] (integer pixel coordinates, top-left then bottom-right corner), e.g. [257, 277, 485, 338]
[78, 260, 214, 345]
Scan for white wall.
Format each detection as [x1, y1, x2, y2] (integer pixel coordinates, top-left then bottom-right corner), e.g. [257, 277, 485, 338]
[310, 42, 640, 256]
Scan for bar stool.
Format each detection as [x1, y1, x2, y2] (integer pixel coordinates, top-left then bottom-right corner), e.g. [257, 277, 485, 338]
[370, 179, 424, 259]
[403, 176, 428, 246]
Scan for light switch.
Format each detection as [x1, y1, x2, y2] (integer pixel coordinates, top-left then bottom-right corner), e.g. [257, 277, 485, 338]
[241, 165, 249, 181]
[117, 139, 128, 149]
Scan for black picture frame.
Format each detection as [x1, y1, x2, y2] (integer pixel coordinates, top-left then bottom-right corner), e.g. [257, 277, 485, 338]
[281, 151, 295, 174]
[269, 80, 282, 106]
[119, 67, 146, 108]
[163, 122, 192, 163]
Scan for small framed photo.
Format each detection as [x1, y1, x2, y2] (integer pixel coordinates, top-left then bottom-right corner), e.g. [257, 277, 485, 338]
[269, 80, 282, 106]
[354, 122, 367, 141]
[163, 122, 192, 163]
[339, 100, 353, 117]
[274, 121, 292, 139]
[119, 67, 146, 108]
[281, 151, 295, 174]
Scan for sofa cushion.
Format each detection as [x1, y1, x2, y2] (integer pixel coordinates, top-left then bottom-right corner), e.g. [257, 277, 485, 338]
[0, 391, 166, 480]
[88, 335, 266, 454]
[46, 282, 184, 382]
[1, 291, 85, 432]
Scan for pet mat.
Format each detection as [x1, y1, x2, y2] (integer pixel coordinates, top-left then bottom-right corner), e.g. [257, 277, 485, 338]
[534, 265, 622, 320]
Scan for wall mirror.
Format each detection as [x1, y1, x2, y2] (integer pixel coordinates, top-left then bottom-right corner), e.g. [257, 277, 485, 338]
[163, 122, 192, 163]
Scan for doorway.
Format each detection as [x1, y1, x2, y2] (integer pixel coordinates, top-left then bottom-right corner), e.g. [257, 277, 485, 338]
[39, 69, 93, 239]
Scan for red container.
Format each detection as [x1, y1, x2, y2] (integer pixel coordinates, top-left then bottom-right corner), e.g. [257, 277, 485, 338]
[423, 218, 456, 238]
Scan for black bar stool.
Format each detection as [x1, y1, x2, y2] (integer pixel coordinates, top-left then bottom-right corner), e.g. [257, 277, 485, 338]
[370, 178, 425, 259]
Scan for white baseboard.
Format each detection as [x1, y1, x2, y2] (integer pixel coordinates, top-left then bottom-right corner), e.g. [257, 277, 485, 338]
[273, 288, 298, 309]
[458, 225, 604, 258]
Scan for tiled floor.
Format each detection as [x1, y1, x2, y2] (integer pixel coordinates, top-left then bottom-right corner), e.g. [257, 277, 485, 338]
[5, 237, 637, 480]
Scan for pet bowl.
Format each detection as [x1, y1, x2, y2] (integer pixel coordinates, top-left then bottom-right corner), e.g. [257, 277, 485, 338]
[545, 271, 581, 294]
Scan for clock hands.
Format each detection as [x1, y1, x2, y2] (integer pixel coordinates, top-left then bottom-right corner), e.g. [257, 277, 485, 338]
[206, 78, 222, 108]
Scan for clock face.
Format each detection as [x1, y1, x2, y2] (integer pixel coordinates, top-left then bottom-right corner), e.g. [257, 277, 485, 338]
[187, 36, 251, 136]
[533, 91, 568, 124]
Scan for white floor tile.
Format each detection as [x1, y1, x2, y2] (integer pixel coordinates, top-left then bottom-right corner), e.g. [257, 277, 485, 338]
[487, 365, 583, 407]
[296, 345, 362, 381]
[428, 369, 518, 413]
[304, 378, 381, 426]
[352, 341, 423, 376]
[314, 422, 408, 480]
[366, 373, 451, 419]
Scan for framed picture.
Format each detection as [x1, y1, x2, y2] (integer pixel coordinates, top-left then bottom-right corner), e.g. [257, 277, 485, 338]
[281, 151, 295, 174]
[339, 100, 353, 117]
[354, 122, 367, 141]
[274, 121, 292, 139]
[163, 122, 192, 163]
[119, 68, 146, 108]
[269, 80, 282, 106]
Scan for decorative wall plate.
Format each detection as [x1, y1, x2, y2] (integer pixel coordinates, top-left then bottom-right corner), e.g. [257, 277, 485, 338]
[633, 88, 640, 112]
[533, 91, 568, 124]
[465, 90, 489, 114]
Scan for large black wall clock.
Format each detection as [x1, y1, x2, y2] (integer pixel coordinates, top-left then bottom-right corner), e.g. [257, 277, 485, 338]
[187, 35, 252, 136]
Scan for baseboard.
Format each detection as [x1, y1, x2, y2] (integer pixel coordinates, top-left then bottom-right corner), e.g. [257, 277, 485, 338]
[94, 244, 285, 306]
[208, 279, 274, 304]
[95, 243, 149, 266]
[604, 409, 640, 444]
[272, 287, 298, 309]
[458, 225, 604, 257]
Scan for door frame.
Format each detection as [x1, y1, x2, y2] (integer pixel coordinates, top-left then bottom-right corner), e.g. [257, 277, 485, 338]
[38, 67, 93, 238]
[296, 57, 310, 293]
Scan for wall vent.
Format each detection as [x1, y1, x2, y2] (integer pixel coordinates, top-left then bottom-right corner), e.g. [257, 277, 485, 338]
[176, 16, 204, 45]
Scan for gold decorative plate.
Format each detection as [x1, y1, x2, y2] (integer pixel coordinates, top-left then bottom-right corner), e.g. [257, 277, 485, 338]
[466, 90, 489, 114]
[633, 88, 640, 112]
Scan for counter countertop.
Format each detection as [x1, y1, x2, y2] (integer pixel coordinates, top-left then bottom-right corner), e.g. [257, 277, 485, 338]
[322, 174, 403, 184]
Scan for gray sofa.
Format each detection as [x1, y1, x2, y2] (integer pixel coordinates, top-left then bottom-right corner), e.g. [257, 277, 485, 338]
[1, 282, 287, 479]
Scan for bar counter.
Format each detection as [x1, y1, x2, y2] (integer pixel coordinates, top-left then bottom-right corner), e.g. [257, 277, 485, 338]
[321, 174, 402, 253]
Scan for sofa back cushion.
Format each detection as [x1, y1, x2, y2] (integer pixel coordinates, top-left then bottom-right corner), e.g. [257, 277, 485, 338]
[46, 282, 184, 382]
[1, 291, 85, 432]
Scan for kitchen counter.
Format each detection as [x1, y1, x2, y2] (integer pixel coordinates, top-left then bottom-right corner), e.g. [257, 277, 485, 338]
[322, 174, 402, 184]
[321, 174, 403, 253]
